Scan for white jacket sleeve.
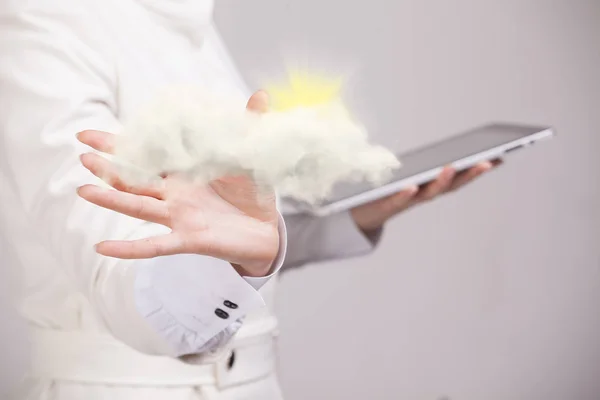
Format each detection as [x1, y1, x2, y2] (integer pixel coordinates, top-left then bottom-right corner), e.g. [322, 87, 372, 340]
[0, 10, 286, 357]
[204, 22, 382, 268]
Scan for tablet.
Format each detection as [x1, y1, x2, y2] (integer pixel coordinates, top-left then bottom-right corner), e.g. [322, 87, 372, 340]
[292, 122, 555, 216]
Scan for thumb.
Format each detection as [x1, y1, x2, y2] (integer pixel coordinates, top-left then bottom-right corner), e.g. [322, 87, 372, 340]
[246, 90, 270, 114]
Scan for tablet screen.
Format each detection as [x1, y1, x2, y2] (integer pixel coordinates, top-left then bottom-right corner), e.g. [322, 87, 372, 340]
[317, 123, 548, 206]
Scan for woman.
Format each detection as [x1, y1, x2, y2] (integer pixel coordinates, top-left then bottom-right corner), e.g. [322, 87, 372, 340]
[0, 0, 495, 398]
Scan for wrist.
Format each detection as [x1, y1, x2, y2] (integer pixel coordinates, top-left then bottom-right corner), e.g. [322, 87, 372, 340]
[231, 221, 279, 278]
[350, 208, 384, 233]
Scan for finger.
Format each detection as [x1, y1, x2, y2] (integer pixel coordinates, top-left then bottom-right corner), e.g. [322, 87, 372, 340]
[448, 161, 492, 192]
[219, 90, 274, 215]
[77, 130, 116, 154]
[417, 166, 456, 201]
[246, 90, 270, 114]
[382, 185, 420, 214]
[356, 185, 418, 213]
[77, 184, 170, 226]
[95, 232, 190, 259]
[97, 221, 277, 263]
[80, 152, 164, 199]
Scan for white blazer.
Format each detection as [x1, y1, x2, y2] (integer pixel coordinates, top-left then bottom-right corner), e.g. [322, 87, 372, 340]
[0, 0, 378, 397]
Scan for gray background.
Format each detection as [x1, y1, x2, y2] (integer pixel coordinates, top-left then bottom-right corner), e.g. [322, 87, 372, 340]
[214, 0, 599, 399]
[1, 0, 599, 399]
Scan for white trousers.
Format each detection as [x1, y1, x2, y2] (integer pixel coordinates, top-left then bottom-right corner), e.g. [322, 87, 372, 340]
[13, 327, 284, 400]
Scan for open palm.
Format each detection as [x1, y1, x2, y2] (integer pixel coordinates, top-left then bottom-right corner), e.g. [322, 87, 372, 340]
[77, 91, 280, 277]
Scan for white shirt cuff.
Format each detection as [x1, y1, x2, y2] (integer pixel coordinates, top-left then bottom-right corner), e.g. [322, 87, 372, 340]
[131, 212, 287, 356]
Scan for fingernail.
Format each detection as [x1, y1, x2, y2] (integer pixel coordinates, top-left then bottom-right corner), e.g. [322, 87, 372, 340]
[76, 185, 89, 195]
[94, 243, 104, 254]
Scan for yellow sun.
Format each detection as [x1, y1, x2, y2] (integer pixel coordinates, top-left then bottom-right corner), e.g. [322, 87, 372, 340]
[265, 70, 344, 112]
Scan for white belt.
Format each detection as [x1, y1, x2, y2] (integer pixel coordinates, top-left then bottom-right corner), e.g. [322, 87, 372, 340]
[28, 319, 279, 388]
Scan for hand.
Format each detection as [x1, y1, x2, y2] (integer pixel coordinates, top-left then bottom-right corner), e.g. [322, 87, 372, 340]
[77, 91, 279, 277]
[350, 160, 502, 233]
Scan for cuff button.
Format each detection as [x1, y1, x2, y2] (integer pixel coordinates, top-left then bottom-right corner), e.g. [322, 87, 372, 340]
[215, 308, 229, 319]
[224, 300, 238, 309]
